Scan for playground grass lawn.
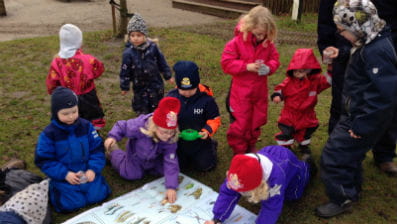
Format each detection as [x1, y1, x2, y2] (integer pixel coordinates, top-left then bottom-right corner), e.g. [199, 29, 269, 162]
[0, 14, 396, 223]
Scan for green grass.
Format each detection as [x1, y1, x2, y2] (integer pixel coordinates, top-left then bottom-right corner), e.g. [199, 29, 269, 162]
[0, 14, 396, 223]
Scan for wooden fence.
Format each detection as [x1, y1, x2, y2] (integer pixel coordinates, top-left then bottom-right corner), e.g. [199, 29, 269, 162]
[262, 0, 319, 15]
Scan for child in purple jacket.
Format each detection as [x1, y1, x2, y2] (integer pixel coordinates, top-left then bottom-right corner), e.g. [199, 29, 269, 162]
[205, 145, 313, 224]
[104, 97, 181, 203]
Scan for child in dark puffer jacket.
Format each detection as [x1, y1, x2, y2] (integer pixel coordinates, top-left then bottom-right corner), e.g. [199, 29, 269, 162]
[119, 13, 174, 115]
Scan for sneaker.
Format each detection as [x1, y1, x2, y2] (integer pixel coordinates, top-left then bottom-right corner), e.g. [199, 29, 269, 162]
[1, 158, 26, 171]
[316, 200, 353, 218]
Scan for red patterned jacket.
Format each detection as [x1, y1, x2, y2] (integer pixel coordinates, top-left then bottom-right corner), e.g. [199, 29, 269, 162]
[46, 49, 104, 95]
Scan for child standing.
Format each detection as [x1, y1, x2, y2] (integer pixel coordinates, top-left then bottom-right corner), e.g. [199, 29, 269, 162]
[271, 48, 331, 156]
[204, 145, 313, 224]
[221, 6, 280, 155]
[167, 61, 221, 172]
[104, 97, 181, 203]
[120, 13, 174, 115]
[316, 0, 397, 217]
[35, 87, 111, 213]
[46, 24, 106, 130]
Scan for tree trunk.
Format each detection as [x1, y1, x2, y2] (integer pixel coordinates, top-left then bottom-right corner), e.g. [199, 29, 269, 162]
[117, 0, 128, 38]
[0, 0, 7, 17]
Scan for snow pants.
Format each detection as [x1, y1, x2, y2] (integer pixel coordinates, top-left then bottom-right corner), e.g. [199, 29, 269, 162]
[226, 86, 268, 154]
[49, 175, 111, 212]
[320, 115, 386, 204]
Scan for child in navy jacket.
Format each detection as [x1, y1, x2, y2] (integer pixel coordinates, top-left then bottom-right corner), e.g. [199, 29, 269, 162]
[316, 0, 397, 218]
[119, 13, 174, 115]
[167, 61, 221, 171]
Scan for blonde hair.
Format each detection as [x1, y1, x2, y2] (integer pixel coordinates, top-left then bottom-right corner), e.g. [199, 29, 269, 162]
[240, 180, 270, 203]
[240, 5, 277, 43]
[140, 117, 179, 143]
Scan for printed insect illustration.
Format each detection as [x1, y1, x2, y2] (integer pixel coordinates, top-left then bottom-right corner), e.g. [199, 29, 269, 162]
[233, 215, 243, 222]
[104, 204, 124, 215]
[168, 204, 182, 213]
[184, 182, 194, 190]
[189, 187, 203, 199]
[127, 217, 146, 224]
[115, 211, 135, 222]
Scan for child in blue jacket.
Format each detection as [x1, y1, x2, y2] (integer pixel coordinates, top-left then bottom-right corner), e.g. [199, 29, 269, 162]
[119, 13, 174, 115]
[35, 87, 111, 212]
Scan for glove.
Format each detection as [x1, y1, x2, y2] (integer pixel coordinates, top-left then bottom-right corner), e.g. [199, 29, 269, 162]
[258, 64, 270, 76]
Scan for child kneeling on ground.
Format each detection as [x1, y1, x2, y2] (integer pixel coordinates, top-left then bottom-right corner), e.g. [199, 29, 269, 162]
[35, 87, 111, 213]
[167, 60, 221, 172]
[104, 97, 181, 203]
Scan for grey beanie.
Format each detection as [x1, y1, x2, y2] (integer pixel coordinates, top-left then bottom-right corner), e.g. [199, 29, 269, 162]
[127, 13, 148, 36]
[58, 24, 82, 59]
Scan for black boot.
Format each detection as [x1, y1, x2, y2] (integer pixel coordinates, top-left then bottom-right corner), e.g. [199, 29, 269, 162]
[299, 145, 317, 178]
[316, 200, 353, 218]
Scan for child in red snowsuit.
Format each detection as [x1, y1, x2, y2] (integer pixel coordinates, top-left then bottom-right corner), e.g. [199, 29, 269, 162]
[271, 48, 331, 156]
[221, 6, 280, 155]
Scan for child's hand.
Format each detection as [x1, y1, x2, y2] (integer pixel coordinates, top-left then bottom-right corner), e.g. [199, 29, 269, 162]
[348, 129, 361, 139]
[199, 131, 209, 139]
[65, 171, 80, 185]
[104, 137, 117, 150]
[165, 188, 177, 204]
[273, 96, 282, 104]
[121, 90, 128, 96]
[167, 77, 175, 85]
[85, 169, 96, 182]
[246, 63, 259, 72]
[323, 46, 339, 59]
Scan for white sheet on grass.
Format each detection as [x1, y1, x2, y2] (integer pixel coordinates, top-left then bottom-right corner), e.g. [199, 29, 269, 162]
[62, 173, 256, 224]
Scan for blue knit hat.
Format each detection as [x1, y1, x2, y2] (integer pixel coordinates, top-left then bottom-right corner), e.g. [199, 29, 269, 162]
[173, 61, 200, 90]
[51, 87, 78, 120]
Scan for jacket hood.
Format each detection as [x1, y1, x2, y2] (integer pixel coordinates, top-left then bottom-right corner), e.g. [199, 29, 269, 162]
[286, 48, 322, 77]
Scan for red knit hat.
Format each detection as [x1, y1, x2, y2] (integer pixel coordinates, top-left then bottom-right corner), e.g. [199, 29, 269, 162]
[227, 154, 263, 192]
[153, 97, 181, 129]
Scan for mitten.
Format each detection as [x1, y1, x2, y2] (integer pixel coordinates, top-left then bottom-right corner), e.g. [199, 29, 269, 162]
[258, 64, 270, 76]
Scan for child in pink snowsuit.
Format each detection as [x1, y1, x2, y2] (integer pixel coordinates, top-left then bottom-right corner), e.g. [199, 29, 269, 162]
[271, 48, 331, 156]
[222, 6, 280, 154]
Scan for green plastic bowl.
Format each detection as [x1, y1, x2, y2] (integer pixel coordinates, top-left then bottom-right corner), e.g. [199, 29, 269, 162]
[179, 129, 202, 141]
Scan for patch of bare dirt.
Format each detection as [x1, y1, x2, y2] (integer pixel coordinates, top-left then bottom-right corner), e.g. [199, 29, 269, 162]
[0, 0, 225, 42]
